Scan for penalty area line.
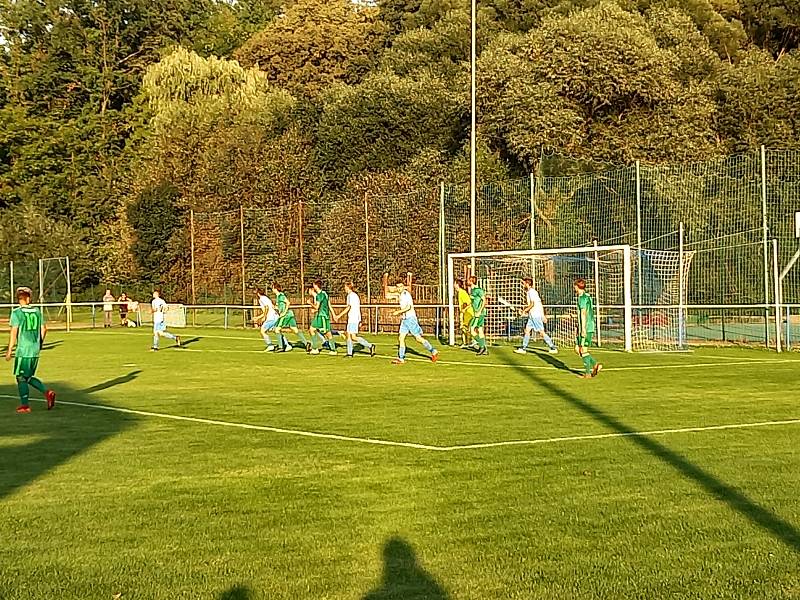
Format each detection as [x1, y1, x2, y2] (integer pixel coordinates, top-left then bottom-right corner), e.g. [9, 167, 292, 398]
[2, 394, 799, 453]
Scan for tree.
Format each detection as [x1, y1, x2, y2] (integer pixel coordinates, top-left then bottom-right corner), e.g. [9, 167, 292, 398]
[234, 0, 387, 97]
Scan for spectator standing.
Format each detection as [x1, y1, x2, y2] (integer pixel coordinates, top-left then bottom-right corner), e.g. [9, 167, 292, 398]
[102, 289, 115, 328]
[118, 292, 129, 327]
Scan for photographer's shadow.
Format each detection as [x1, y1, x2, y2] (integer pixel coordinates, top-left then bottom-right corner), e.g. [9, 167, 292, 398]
[362, 536, 449, 600]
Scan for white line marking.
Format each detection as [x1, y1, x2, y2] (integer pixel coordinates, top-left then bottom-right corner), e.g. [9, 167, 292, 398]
[0, 395, 441, 451]
[2, 394, 798, 452]
[405, 356, 800, 372]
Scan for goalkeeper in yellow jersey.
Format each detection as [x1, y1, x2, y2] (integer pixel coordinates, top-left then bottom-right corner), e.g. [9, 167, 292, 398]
[453, 279, 474, 348]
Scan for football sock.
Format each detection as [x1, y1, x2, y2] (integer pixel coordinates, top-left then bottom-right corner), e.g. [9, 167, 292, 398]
[297, 331, 308, 345]
[422, 340, 434, 353]
[152, 334, 159, 348]
[522, 333, 531, 349]
[582, 355, 593, 374]
[278, 334, 287, 348]
[329, 338, 336, 351]
[162, 331, 176, 340]
[347, 339, 353, 355]
[16, 377, 29, 406]
[477, 336, 486, 349]
[398, 343, 406, 360]
[356, 337, 372, 349]
[543, 333, 556, 349]
[262, 332, 273, 346]
[28, 378, 46, 394]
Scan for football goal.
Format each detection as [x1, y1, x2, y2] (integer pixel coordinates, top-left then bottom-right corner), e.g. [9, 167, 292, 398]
[447, 244, 695, 352]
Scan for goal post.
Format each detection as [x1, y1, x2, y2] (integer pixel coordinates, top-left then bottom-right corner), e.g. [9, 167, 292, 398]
[447, 244, 691, 353]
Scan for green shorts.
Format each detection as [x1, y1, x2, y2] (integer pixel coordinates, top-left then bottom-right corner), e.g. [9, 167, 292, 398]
[576, 333, 594, 347]
[277, 312, 297, 329]
[469, 314, 485, 329]
[311, 315, 331, 333]
[14, 356, 39, 379]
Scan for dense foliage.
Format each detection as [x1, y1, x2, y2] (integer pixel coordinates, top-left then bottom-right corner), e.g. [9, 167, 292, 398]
[1, 0, 798, 292]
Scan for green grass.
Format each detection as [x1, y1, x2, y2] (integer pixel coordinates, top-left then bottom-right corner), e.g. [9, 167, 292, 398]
[1, 328, 799, 599]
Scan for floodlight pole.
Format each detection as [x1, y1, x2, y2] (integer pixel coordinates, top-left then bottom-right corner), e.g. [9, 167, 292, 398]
[469, 0, 477, 273]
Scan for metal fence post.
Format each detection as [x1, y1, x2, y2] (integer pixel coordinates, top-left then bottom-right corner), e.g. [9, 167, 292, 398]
[239, 206, 247, 327]
[38, 258, 44, 305]
[364, 193, 372, 303]
[529, 172, 536, 250]
[773, 238, 782, 353]
[9, 261, 14, 302]
[439, 182, 445, 303]
[761, 145, 771, 349]
[190, 209, 196, 305]
[65, 256, 72, 333]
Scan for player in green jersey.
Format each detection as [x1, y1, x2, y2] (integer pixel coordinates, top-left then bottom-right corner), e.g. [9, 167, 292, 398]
[309, 280, 337, 355]
[271, 283, 309, 352]
[5, 287, 56, 413]
[467, 276, 488, 355]
[574, 278, 602, 378]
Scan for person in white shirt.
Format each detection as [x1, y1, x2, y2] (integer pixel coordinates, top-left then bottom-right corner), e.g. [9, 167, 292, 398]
[391, 280, 438, 365]
[515, 277, 558, 355]
[151, 289, 181, 351]
[102, 289, 115, 328]
[333, 282, 375, 358]
[254, 288, 279, 351]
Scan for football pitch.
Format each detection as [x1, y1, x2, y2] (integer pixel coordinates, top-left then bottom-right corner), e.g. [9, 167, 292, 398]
[1, 329, 799, 599]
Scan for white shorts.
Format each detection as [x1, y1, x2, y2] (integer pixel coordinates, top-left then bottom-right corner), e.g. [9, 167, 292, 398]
[526, 315, 545, 332]
[154, 321, 166, 333]
[346, 322, 360, 334]
[399, 317, 423, 337]
[261, 318, 278, 332]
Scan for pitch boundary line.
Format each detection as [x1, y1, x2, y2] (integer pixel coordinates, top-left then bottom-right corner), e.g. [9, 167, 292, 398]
[3, 394, 799, 452]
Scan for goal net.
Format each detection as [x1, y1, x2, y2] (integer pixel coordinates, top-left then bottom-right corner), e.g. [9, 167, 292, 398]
[447, 245, 694, 352]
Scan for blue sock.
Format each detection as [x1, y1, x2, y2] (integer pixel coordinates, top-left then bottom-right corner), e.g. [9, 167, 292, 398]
[356, 337, 372, 349]
[399, 343, 406, 360]
[153, 334, 159, 348]
[262, 332, 272, 346]
[543, 333, 556, 349]
[522, 333, 530, 349]
[163, 331, 176, 340]
[422, 340, 434, 353]
[347, 339, 353, 355]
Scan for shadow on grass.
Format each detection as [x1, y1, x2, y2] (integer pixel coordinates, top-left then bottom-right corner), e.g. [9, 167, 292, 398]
[176, 336, 202, 348]
[529, 349, 582, 375]
[500, 350, 800, 553]
[362, 536, 449, 600]
[218, 584, 252, 600]
[0, 374, 138, 501]
[82, 370, 141, 394]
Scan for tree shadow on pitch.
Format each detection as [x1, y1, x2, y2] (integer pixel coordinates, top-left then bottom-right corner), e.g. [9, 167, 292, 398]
[0, 374, 138, 501]
[497, 351, 800, 553]
[362, 536, 449, 600]
[218, 584, 252, 600]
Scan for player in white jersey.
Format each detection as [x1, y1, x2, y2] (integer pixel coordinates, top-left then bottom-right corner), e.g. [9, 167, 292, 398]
[515, 277, 558, 354]
[391, 280, 438, 364]
[254, 287, 279, 351]
[333, 282, 375, 358]
[151, 289, 181, 351]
